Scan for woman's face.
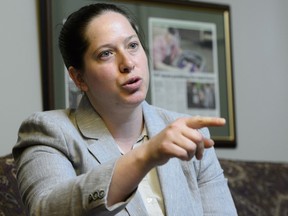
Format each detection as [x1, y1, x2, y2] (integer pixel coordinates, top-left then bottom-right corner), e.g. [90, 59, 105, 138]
[74, 11, 149, 110]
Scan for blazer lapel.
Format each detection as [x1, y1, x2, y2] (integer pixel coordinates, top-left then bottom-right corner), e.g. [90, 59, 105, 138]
[75, 95, 121, 163]
[143, 101, 202, 215]
[157, 160, 202, 216]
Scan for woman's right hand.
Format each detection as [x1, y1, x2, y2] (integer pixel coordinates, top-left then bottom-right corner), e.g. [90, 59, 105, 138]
[142, 116, 226, 167]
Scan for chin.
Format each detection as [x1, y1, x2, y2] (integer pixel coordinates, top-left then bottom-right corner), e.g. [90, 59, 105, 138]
[124, 94, 146, 106]
[128, 97, 146, 105]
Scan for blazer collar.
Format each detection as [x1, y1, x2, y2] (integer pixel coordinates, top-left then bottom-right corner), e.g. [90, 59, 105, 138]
[75, 95, 121, 163]
[74, 96, 166, 164]
[75, 95, 162, 140]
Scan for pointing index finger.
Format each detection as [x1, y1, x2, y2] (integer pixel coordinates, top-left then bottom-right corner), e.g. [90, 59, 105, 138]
[186, 116, 226, 129]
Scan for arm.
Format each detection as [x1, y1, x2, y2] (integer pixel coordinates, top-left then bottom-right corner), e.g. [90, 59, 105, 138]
[13, 113, 131, 216]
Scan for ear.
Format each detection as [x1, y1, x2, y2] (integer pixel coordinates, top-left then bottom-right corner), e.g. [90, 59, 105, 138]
[68, 66, 88, 92]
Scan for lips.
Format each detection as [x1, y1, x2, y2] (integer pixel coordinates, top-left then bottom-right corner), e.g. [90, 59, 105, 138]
[122, 76, 142, 92]
[124, 77, 140, 85]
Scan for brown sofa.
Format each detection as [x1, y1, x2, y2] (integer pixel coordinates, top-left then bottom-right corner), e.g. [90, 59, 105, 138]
[1, 153, 288, 216]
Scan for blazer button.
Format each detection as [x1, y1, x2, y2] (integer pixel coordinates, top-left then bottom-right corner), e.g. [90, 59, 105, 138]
[98, 190, 105, 199]
[88, 190, 106, 203]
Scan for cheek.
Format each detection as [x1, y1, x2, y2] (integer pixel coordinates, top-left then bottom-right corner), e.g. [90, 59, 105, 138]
[84, 67, 115, 89]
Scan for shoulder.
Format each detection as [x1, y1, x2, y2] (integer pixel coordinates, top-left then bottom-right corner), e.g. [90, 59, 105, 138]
[18, 108, 79, 142]
[20, 109, 76, 129]
[14, 109, 77, 157]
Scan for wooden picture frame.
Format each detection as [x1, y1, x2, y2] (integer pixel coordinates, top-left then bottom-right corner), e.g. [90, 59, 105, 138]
[39, 0, 236, 147]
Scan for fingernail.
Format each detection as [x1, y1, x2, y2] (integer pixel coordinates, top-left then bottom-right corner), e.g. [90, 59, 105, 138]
[219, 118, 226, 124]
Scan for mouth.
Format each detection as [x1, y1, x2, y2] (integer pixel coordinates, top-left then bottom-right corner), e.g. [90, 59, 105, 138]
[122, 76, 142, 92]
[123, 77, 141, 85]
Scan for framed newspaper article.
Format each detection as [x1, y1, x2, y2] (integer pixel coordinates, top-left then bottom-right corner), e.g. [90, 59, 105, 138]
[39, 0, 236, 147]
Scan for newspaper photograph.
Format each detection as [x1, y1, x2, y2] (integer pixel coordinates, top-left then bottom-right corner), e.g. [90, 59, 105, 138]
[149, 17, 220, 117]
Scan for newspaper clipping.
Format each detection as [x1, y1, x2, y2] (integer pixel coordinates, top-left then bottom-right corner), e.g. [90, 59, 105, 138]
[149, 17, 220, 117]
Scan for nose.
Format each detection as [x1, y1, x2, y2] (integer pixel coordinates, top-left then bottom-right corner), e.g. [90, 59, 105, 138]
[119, 51, 135, 73]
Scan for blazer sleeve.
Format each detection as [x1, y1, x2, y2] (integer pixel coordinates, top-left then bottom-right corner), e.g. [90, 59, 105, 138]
[13, 112, 134, 216]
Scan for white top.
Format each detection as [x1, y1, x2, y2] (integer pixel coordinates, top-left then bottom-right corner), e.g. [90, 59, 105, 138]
[118, 126, 165, 215]
[134, 127, 165, 215]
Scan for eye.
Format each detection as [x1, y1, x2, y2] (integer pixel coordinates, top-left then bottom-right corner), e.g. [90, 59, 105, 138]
[128, 42, 139, 50]
[98, 50, 114, 60]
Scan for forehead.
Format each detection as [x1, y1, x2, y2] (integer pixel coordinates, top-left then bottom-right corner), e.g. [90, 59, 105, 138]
[85, 11, 135, 40]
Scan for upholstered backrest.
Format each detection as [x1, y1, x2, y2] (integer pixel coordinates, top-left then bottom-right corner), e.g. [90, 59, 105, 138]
[0, 154, 27, 216]
[219, 159, 288, 216]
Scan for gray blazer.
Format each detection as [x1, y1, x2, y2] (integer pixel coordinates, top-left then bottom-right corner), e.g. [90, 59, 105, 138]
[13, 95, 237, 216]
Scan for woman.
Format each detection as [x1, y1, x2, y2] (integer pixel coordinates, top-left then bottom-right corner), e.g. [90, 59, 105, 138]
[13, 3, 237, 216]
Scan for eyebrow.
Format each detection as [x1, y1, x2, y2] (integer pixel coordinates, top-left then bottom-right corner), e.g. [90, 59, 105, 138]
[100, 34, 138, 49]
[92, 34, 139, 56]
[124, 34, 138, 44]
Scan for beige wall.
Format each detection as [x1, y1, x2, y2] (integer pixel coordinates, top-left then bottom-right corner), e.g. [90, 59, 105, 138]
[198, 0, 288, 162]
[0, 0, 42, 155]
[1, 0, 288, 162]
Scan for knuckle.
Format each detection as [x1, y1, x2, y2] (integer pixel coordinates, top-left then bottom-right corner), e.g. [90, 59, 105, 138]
[187, 142, 197, 152]
[165, 127, 175, 139]
[192, 130, 203, 142]
[166, 123, 180, 135]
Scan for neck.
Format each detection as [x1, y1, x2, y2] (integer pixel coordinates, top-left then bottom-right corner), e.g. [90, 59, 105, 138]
[93, 102, 144, 153]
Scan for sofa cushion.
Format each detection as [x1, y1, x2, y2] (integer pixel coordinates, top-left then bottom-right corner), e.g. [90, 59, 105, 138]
[220, 159, 288, 216]
[0, 154, 27, 216]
